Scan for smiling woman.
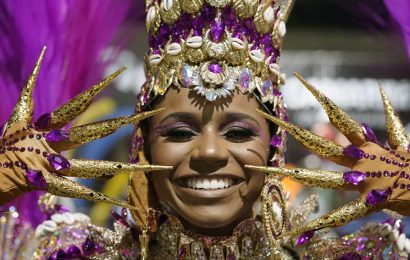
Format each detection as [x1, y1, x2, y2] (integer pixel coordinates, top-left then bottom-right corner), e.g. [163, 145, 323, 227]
[2, 0, 410, 259]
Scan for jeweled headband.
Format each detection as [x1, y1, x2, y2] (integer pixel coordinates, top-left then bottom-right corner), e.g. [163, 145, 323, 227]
[132, 0, 295, 167]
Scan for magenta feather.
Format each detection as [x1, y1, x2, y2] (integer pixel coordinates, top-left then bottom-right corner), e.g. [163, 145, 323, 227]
[0, 0, 139, 227]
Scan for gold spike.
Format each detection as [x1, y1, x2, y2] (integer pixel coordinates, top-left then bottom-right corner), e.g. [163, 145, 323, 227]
[45, 173, 139, 210]
[281, 0, 295, 22]
[66, 108, 164, 145]
[256, 109, 346, 161]
[7, 47, 47, 130]
[379, 82, 410, 150]
[284, 199, 371, 239]
[49, 66, 127, 128]
[294, 73, 365, 145]
[245, 165, 344, 189]
[64, 159, 172, 178]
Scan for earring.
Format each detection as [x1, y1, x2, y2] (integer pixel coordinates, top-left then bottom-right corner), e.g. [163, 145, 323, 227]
[260, 175, 288, 254]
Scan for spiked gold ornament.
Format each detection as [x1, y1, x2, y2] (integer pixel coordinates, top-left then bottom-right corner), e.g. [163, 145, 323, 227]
[6, 47, 46, 132]
[293, 73, 365, 146]
[379, 83, 410, 150]
[245, 165, 345, 189]
[45, 173, 139, 210]
[47, 67, 127, 129]
[284, 199, 371, 239]
[65, 159, 172, 178]
[256, 109, 347, 163]
[68, 109, 164, 145]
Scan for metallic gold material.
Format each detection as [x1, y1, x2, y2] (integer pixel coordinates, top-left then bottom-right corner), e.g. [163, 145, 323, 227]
[284, 199, 371, 238]
[68, 109, 164, 144]
[245, 165, 345, 189]
[200, 62, 227, 85]
[45, 173, 139, 210]
[290, 193, 319, 227]
[379, 83, 410, 149]
[180, 0, 204, 13]
[254, 3, 275, 34]
[139, 229, 149, 260]
[49, 67, 126, 129]
[232, 0, 259, 18]
[146, 4, 161, 33]
[294, 73, 365, 145]
[256, 109, 345, 160]
[205, 0, 232, 8]
[203, 29, 232, 59]
[65, 159, 172, 178]
[159, 0, 181, 24]
[279, 0, 295, 23]
[7, 47, 46, 130]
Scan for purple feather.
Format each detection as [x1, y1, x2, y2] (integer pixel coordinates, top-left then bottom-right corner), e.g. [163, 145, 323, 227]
[0, 0, 138, 227]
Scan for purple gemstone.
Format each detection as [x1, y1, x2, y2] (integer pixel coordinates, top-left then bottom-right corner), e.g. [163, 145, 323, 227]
[82, 237, 96, 256]
[34, 113, 51, 130]
[66, 245, 81, 258]
[210, 19, 225, 42]
[222, 7, 236, 28]
[343, 144, 365, 160]
[46, 129, 69, 142]
[238, 68, 252, 92]
[343, 171, 366, 185]
[296, 230, 315, 245]
[201, 4, 216, 21]
[26, 170, 48, 189]
[192, 15, 205, 36]
[177, 245, 187, 258]
[47, 154, 71, 171]
[365, 189, 390, 205]
[261, 80, 273, 96]
[208, 63, 223, 73]
[361, 123, 377, 143]
[111, 211, 129, 227]
[270, 135, 282, 148]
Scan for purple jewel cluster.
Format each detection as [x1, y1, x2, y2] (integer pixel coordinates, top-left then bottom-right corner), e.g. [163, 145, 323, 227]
[48, 236, 105, 259]
[148, 5, 280, 61]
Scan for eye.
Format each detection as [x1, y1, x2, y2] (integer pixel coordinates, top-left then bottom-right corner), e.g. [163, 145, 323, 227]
[162, 127, 196, 142]
[223, 126, 256, 142]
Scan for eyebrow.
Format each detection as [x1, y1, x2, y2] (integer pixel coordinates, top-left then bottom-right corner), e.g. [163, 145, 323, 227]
[222, 112, 261, 127]
[159, 112, 199, 124]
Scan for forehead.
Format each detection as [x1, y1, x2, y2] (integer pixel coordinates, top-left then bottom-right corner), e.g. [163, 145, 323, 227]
[152, 87, 265, 123]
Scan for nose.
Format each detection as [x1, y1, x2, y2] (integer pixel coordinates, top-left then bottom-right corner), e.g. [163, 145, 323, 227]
[190, 129, 229, 167]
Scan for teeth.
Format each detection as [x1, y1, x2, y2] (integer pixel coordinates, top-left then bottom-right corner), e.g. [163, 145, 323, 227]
[185, 177, 237, 190]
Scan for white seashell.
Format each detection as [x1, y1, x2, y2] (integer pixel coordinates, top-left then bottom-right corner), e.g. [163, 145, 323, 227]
[149, 54, 163, 65]
[249, 49, 265, 63]
[62, 212, 75, 225]
[186, 36, 203, 48]
[166, 42, 182, 55]
[231, 37, 245, 50]
[405, 238, 410, 253]
[278, 21, 287, 37]
[34, 224, 44, 238]
[389, 229, 400, 241]
[42, 220, 57, 232]
[263, 6, 275, 24]
[397, 233, 406, 251]
[73, 213, 91, 224]
[147, 6, 157, 23]
[394, 219, 402, 230]
[380, 223, 393, 236]
[269, 63, 280, 75]
[162, 0, 174, 11]
[50, 213, 64, 224]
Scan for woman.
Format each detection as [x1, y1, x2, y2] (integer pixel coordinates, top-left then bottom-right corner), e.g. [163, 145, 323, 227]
[1, 0, 410, 259]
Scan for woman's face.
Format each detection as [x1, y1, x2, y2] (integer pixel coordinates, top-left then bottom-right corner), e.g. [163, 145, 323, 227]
[148, 87, 271, 235]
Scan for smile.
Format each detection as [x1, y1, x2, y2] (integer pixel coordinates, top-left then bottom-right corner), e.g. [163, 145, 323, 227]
[177, 176, 244, 190]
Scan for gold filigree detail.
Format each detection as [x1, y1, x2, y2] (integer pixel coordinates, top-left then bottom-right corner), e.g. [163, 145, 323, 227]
[159, 0, 181, 24]
[146, 4, 161, 33]
[180, 0, 204, 13]
[203, 29, 232, 59]
[289, 193, 319, 227]
[254, 3, 275, 34]
[205, 0, 232, 8]
[232, 0, 259, 18]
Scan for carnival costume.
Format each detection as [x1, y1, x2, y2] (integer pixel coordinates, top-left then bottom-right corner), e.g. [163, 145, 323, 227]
[1, 0, 410, 259]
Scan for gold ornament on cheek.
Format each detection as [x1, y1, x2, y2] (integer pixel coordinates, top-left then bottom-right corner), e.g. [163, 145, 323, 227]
[180, 0, 204, 13]
[232, 0, 259, 18]
[159, 0, 181, 24]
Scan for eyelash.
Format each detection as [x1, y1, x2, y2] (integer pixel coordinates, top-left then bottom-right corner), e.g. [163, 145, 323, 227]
[161, 126, 256, 143]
